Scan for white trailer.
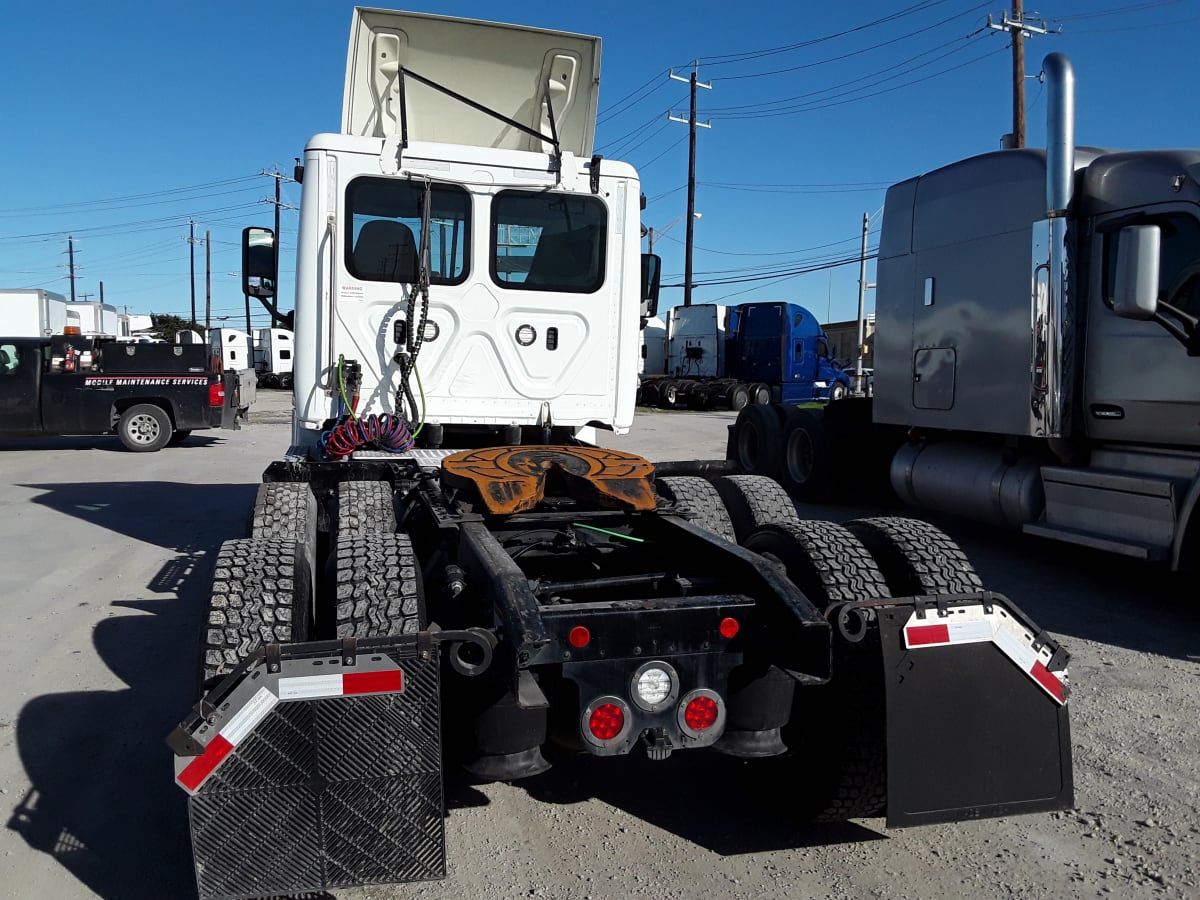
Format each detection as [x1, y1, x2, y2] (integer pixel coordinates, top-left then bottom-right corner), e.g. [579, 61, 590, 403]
[0, 289, 69, 337]
[252, 327, 295, 388]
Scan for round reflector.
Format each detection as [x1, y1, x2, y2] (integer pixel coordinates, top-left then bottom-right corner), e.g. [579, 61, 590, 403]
[719, 617, 739, 639]
[683, 695, 719, 731]
[568, 625, 590, 648]
[589, 703, 625, 741]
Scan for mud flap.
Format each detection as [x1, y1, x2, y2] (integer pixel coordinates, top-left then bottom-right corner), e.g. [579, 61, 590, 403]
[872, 594, 1073, 827]
[169, 636, 444, 900]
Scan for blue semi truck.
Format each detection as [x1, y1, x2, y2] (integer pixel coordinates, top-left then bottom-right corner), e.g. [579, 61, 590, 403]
[641, 301, 851, 409]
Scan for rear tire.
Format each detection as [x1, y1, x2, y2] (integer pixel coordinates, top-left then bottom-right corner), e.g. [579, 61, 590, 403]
[201, 538, 311, 687]
[657, 379, 680, 410]
[730, 404, 784, 479]
[118, 403, 172, 452]
[336, 480, 397, 536]
[332, 533, 425, 637]
[713, 474, 798, 543]
[752, 382, 772, 405]
[742, 520, 889, 607]
[728, 383, 750, 411]
[844, 517, 984, 596]
[655, 475, 736, 542]
[779, 408, 835, 503]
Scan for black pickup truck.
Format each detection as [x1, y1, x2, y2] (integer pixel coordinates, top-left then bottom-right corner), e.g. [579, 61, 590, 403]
[0, 335, 240, 451]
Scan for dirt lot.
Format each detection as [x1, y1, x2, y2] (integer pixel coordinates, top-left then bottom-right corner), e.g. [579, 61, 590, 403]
[0, 391, 1196, 899]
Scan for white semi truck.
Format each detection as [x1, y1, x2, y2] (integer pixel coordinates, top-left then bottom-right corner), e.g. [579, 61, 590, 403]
[168, 11, 1074, 899]
[731, 54, 1200, 572]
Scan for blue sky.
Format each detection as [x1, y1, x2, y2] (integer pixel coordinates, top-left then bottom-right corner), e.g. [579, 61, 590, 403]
[1, 1, 1197, 331]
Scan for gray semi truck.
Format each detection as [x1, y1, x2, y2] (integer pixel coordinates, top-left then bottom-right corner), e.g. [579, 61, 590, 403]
[168, 12, 1074, 899]
[731, 53, 1199, 571]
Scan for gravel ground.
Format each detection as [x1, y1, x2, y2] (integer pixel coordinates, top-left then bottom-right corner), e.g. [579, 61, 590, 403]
[0, 391, 1196, 900]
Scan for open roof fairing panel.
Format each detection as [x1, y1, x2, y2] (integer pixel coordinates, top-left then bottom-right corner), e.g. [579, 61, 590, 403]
[343, 8, 600, 157]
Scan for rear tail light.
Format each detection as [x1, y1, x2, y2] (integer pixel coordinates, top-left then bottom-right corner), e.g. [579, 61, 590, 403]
[209, 382, 226, 407]
[582, 696, 632, 748]
[588, 704, 624, 741]
[677, 688, 724, 738]
[718, 617, 739, 639]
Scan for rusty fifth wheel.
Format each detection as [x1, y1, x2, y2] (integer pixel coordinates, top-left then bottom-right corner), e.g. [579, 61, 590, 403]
[441, 446, 658, 515]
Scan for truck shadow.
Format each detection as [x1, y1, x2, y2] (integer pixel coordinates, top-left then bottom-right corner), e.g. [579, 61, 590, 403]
[1, 435, 223, 453]
[7, 481, 259, 899]
[18, 481, 255, 551]
[448, 751, 881, 856]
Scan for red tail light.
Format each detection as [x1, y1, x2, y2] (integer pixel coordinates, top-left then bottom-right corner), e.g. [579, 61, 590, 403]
[683, 696, 718, 731]
[588, 703, 625, 741]
[208, 381, 226, 407]
[718, 617, 739, 639]
[568, 626, 591, 648]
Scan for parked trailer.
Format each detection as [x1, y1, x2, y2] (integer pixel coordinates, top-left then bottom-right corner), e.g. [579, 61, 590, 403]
[168, 11, 1073, 899]
[729, 53, 1200, 572]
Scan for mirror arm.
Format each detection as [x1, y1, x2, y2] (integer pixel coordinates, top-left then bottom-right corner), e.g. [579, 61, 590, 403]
[1154, 300, 1200, 356]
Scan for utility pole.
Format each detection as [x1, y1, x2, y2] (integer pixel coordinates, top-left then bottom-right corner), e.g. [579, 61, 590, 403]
[67, 236, 78, 302]
[205, 229, 212, 334]
[186, 219, 202, 327]
[989, 3, 1050, 148]
[668, 64, 711, 306]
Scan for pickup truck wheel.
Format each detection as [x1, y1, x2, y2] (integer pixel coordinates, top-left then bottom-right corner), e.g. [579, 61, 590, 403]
[844, 516, 984, 595]
[713, 474, 798, 543]
[201, 538, 311, 688]
[333, 533, 425, 637]
[118, 403, 172, 452]
[780, 408, 835, 503]
[166, 429, 192, 446]
[730, 404, 784, 479]
[655, 476, 736, 542]
[336, 480, 397, 535]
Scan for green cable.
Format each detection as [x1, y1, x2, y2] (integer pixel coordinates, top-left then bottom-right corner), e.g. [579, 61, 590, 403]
[338, 354, 358, 422]
[573, 522, 646, 544]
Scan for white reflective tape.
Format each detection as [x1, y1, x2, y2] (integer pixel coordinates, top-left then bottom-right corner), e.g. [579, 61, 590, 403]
[278, 674, 344, 700]
[902, 605, 1068, 706]
[220, 686, 279, 745]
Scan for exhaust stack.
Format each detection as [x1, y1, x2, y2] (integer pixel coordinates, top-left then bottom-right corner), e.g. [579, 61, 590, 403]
[1033, 53, 1076, 439]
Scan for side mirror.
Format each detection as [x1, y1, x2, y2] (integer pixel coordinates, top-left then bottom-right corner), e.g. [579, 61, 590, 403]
[1113, 225, 1160, 320]
[242, 227, 277, 300]
[640, 253, 661, 319]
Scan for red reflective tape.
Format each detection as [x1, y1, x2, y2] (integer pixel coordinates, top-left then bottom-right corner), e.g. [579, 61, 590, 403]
[907, 623, 950, 646]
[342, 669, 403, 695]
[178, 734, 234, 792]
[1030, 660, 1066, 703]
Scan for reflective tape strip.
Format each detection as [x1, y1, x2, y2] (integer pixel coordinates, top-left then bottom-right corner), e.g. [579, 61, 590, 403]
[177, 665, 405, 795]
[903, 608, 1068, 706]
[176, 687, 278, 795]
[278, 670, 404, 700]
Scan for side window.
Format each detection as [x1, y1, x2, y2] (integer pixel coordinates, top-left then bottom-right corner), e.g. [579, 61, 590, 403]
[491, 190, 606, 293]
[0, 344, 18, 374]
[346, 177, 470, 285]
[817, 337, 830, 359]
[1105, 213, 1200, 316]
